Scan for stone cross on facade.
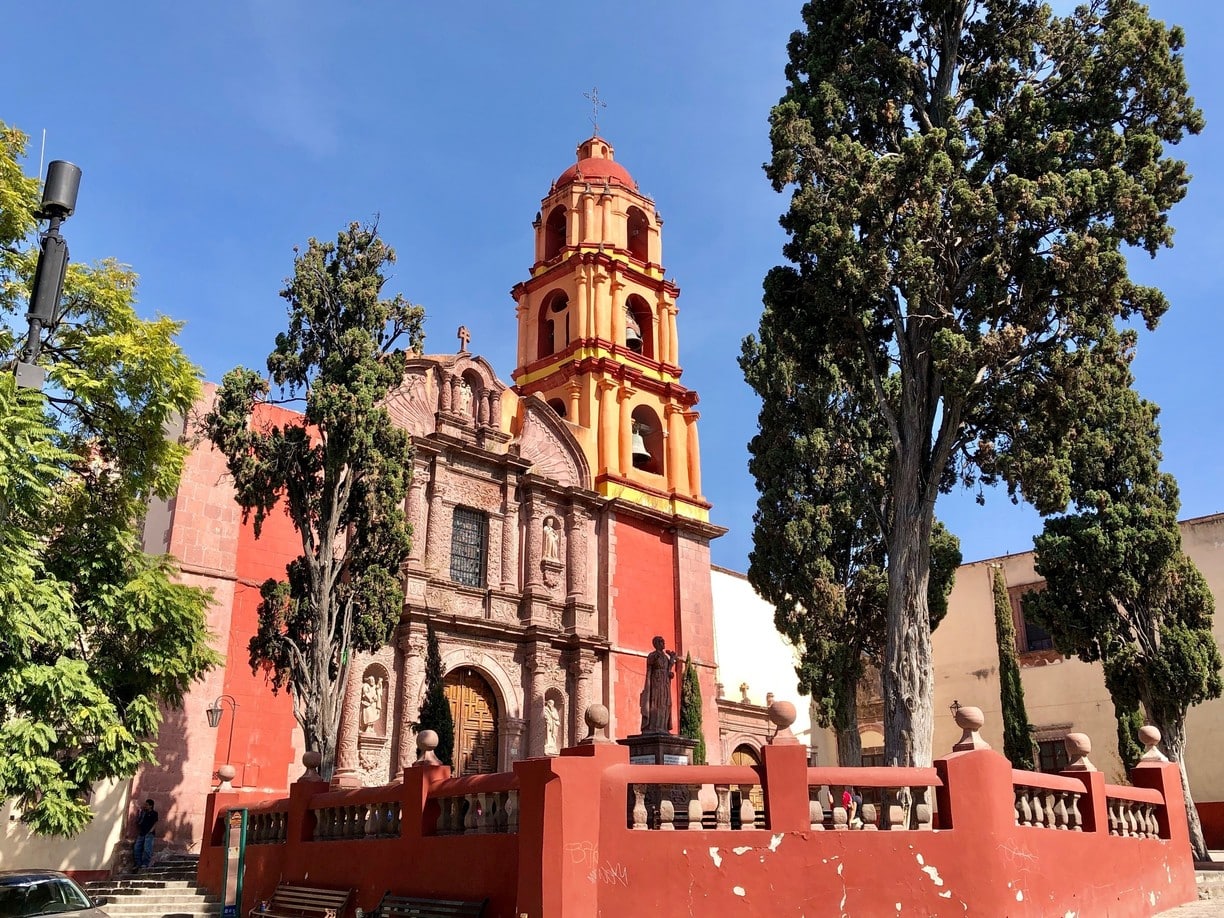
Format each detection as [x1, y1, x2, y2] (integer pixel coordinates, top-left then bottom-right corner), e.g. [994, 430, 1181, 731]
[457, 325, 471, 353]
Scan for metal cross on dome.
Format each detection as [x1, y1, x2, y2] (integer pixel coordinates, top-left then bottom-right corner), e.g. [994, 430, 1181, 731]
[584, 86, 607, 136]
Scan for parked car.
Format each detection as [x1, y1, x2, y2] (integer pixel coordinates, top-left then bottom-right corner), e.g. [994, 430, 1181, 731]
[0, 871, 108, 918]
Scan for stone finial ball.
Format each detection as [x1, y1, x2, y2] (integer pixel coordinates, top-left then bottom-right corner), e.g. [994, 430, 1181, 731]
[417, 729, 439, 751]
[585, 704, 610, 730]
[217, 764, 237, 782]
[767, 699, 797, 729]
[301, 751, 322, 769]
[954, 705, 984, 733]
[1064, 732, 1091, 756]
[1138, 725, 1162, 748]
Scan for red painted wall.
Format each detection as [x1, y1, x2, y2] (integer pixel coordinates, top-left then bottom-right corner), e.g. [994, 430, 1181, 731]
[1198, 801, 1224, 848]
[608, 515, 677, 737]
[199, 742, 1198, 918]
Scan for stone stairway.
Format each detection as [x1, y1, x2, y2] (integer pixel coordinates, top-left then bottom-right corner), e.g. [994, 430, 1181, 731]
[85, 855, 219, 918]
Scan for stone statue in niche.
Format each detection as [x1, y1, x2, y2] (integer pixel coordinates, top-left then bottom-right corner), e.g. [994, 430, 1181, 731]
[640, 635, 678, 734]
[543, 517, 561, 561]
[543, 697, 560, 756]
[360, 675, 385, 733]
[456, 381, 473, 417]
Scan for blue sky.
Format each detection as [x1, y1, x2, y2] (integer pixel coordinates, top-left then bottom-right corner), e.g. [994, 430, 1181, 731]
[7, 1, 1223, 572]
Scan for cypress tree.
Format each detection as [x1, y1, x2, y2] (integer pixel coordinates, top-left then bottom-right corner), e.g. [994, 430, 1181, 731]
[679, 653, 707, 765]
[992, 567, 1035, 770]
[416, 623, 455, 767]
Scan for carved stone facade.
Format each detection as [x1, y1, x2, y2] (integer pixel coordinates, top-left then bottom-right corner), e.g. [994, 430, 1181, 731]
[337, 351, 610, 781]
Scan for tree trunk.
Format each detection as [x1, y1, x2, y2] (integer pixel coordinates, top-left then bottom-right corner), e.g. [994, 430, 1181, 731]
[834, 677, 863, 767]
[1154, 711, 1211, 862]
[883, 450, 936, 767]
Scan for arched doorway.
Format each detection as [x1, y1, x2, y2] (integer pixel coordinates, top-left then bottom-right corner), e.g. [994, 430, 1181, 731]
[444, 668, 500, 776]
[730, 744, 765, 828]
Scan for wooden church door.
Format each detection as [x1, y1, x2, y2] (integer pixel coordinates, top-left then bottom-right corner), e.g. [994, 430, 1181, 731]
[443, 668, 500, 776]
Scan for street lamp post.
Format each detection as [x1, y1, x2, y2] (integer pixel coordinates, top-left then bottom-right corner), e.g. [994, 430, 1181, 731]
[16, 160, 81, 391]
[206, 694, 239, 790]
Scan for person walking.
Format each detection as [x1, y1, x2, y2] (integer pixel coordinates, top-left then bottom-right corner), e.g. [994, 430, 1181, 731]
[133, 798, 159, 871]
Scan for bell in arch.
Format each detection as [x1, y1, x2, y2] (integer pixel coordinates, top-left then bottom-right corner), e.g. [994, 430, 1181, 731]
[631, 422, 651, 467]
[625, 308, 643, 353]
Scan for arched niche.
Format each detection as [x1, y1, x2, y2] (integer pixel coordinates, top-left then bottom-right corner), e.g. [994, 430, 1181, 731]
[359, 662, 390, 737]
[626, 206, 649, 262]
[543, 686, 566, 752]
[544, 205, 567, 261]
[630, 404, 664, 475]
[537, 289, 570, 360]
[625, 293, 654, 358]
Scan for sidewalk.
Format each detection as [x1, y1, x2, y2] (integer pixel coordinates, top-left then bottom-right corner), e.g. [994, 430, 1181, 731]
[1156, 852, 1224, 916]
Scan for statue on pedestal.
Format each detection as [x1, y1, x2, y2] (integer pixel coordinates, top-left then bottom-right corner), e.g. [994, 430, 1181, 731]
[640, 635, 678, 734]
[543, 697, 560, 756]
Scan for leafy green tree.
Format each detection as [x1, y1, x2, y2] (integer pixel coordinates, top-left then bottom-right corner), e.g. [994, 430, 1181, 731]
[0, 122, 216, 834]
[416, 623, 454, 768]
[1025, 372, 1220, 859]
[741, 324, 959, 765]
[205, 222, 425, 779]
[991, 567, 1034, 770]
[761, 0, 1201, 765]
[679, 653, 707, 765]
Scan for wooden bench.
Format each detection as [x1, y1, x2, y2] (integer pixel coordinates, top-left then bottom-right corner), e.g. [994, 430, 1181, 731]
[372, 892, 487, 918]
[252, 884, 353, 918]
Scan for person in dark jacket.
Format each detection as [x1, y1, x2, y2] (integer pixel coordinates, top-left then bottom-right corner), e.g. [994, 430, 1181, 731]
[133, 798, 159, 870]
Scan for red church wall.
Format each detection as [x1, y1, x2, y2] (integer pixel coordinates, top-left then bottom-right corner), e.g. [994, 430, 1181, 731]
[608, 514, 678, 737]
[198, 740, 1197, 918]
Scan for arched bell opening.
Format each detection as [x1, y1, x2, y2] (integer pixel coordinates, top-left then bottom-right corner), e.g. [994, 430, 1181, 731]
[630, 405, 664, 475]
[547, 398, 567, 419]
[537, 290, 569, 360]
[544, 205, 568, 261]
[626, 206, 649, 263]
[624, 294, 654, 358]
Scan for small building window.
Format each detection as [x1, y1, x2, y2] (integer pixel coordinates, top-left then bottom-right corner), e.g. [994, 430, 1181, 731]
[1008, 582, 1055, 653]
[450, 507, 487, 588]
[1037, 738, 1070, 774]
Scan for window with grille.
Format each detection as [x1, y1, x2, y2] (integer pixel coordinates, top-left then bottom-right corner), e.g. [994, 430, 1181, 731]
[449, 507, 487, 587]
[1037, 738, 1070, 774]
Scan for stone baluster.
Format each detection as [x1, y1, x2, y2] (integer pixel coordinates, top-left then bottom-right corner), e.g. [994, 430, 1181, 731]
[687, 786, 704, 831]
[659, 798, 675, 830]
[1054, 791, 1069, 829]
[833, 806, 848, 830]
[738, 785, 756, 830]
[860, 802, 878, 831]
[463, 795, 478, 834]
[1015, 788, 1031, 826]
[631, 786, 648, 830]
[478, 792, 493, 834]
[505, 790, 519, 833]
[809, 798, 825, 830]
[714, 785, 731, 831]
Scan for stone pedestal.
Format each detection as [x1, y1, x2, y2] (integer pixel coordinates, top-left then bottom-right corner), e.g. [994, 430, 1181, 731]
[618, 732, 698, 765]
[618, 733, 699, 829]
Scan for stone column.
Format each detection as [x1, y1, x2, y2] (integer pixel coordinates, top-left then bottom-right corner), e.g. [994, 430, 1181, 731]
[617, 388, 635, 475]
[575, 267, 589, 346]
[600, 194, 614, 243]
[515, 295, 529, 367]
[332, 667, 364, 787]
[500, 480, 519, 591]
[668, 303, 680, 365]
[609, 270, 625, 344]
[525, 647, 548, 757]
[568, 655, 595, 746]
[565, 505, 589, 605]
[490, 391, 502, 430]
[477, 390, 490, 427]
[685, 411, 703, 496]
[438, 371, 452, 413]
[593, 267, 610, 343]
[656, 293, 670, 367]
[406, 465, 430, 564]
[524, 494, 544, 590]
[581, 193, 595, 244]
[597, 380, 617, 475]
[395, 628, 427, 773]
[566, 380, 582, 425]
[423, 477, 449, 573]
[666, 404, 689, 494]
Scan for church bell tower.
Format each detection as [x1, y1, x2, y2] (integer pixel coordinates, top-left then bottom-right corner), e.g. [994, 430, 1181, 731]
[511, 136, 708, 523]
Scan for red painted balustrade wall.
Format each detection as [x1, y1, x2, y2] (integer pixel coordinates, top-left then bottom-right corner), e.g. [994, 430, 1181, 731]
[199, 741, 1197, 917]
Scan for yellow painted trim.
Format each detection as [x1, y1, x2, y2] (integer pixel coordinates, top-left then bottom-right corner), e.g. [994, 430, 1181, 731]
[598, 480, 710, 522]
[516, 346, 680, 387]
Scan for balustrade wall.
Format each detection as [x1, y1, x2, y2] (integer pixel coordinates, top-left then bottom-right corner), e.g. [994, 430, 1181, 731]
[199, 731, 1197, 918]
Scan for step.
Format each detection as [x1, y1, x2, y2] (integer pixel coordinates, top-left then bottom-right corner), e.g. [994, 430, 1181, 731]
[1196, 871, 1224, 899]
[97, 893, 218, 905]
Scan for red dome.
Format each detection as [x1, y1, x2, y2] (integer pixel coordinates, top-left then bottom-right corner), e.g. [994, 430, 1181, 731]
[555, 156, 637, 191]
